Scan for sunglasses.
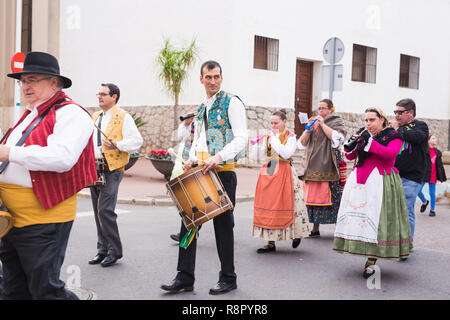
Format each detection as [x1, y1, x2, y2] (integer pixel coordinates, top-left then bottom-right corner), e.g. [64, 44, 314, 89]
[393, 109, 410, 115]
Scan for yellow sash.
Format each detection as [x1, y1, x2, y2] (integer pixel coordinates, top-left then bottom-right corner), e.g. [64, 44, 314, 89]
[197, 152, 235, 172]
[0, 183, 77, 228]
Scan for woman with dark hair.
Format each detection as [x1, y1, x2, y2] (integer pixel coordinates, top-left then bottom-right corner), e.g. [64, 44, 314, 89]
[333, 107, 413, 279]
[418, 135, 447, 217]
[299, 99, 346, 237]
[251, 109, 310, 253]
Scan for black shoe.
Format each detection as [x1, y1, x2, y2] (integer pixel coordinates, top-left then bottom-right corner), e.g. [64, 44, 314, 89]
[309, 231, 320, 237]
[170, 233, 180, 242]
[160, 279, 194, 293]
[420, 200, 429, 213]
[100, 255, 121, 267]
[363, 266, 376, 279]
[429, 210, 436, 217]
[209, 281, 237, 295]
[257, 245, 276, 253]
[292, 238, 302, 248]
[88, 254, 106, 265]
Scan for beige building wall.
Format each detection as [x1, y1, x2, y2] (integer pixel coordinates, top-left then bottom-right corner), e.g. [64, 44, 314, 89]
[0, 0, 60, 134]
[0, 0, 16, 133]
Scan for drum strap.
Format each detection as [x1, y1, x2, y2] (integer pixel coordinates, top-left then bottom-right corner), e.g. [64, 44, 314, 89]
[0, 98, 67, 174]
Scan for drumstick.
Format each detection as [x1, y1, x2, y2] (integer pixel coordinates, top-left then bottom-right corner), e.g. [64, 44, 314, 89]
[93, 123, 120, 150]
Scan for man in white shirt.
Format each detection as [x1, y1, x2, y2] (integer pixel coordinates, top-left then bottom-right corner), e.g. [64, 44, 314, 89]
[88, 83, 143, 267]
[0, 51, 96, 299]
[161, 60, 248, 295]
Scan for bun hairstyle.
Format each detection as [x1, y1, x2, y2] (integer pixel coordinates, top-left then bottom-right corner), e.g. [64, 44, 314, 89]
[272, 108, 287, 120]
[320, 99, 334, 112]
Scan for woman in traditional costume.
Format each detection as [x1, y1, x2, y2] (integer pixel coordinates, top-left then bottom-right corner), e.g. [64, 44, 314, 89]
[298, 99, 347, 237]
[252, 109, 310, 253]
[333, 107, 414, 278]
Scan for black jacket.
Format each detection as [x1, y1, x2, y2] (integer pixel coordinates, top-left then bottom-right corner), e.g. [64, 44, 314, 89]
[423, 148, 447, 183]
[394, 119, 429, 183]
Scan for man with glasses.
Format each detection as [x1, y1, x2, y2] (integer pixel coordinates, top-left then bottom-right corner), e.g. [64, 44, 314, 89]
[390, 98, 429, 242]
[0, 51, 97, 299]
[88, 83, 143, 267]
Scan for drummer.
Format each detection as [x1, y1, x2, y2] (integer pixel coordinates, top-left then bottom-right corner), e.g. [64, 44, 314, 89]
[161, 60, 248, 295]
[88, 83, 143, 267]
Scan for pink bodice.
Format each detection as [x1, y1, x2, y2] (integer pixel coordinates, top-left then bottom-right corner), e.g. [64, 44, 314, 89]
[345, 138, 402, 184]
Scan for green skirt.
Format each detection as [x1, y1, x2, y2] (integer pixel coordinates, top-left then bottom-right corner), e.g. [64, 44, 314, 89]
[333, 171, 414, 260]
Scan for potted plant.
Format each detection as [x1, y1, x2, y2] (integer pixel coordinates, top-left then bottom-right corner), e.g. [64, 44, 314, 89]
[146, 150, 174, 181]
[125, 112, 147, 171]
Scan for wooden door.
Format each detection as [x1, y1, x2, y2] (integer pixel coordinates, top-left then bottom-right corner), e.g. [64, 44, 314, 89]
[294, 60, 313, 138]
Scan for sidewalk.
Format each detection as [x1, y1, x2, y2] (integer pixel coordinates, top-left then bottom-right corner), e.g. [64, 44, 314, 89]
[78, 158, 261, 205]
[78, 159, 450, 206]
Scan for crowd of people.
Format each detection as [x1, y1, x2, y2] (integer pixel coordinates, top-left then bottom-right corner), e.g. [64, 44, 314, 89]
[0, 51, 447, 299]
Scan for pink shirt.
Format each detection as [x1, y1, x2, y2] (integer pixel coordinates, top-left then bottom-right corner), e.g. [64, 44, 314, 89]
[345, 138, 402, 184]
[429, 147, 437, 183]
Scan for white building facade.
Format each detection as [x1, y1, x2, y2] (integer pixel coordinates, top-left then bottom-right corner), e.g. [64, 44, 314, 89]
[1, 0, 449, 150]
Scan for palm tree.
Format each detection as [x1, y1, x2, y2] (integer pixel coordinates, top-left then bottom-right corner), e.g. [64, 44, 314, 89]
[156, 38, 198, 129]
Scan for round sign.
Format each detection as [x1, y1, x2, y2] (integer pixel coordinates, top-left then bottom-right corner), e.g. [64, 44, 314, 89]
[10, 52, 26, 73]
[323, 37, 344, 64]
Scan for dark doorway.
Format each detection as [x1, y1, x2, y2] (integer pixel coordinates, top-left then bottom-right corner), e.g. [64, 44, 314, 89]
[294, 59, 313, 138]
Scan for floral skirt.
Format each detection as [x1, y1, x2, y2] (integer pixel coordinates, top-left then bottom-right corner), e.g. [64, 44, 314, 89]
[252, 165, 310, 241]
[333, 172, 414, 260]
[306, 180, 342, 224]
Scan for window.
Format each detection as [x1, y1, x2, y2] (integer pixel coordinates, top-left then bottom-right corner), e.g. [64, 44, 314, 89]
[399, 54, 420, 89]
[351, 44, 377, 83]
[253, 35, 279, 71]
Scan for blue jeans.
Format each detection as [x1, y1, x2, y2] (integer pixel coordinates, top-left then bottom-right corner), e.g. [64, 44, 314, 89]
[418, 182, 436, 211]
[401, 178, 421, 239]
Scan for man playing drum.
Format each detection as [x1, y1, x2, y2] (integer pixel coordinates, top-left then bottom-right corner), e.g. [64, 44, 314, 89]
[0, 51, 97, 299]
[161, 60, 248, 295]
[88, 83, 143, 267]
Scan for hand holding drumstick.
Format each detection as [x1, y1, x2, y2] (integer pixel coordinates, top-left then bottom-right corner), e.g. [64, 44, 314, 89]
[94, 123, 120, 150]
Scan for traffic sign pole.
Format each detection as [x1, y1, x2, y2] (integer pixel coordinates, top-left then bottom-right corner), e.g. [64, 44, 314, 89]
[14, 0, 23, 123]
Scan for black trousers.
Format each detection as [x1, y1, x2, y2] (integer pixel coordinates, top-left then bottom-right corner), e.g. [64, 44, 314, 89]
[0, 221, 78, 300]
[176, 170, 237, 284]
[90, 170, 124, 257]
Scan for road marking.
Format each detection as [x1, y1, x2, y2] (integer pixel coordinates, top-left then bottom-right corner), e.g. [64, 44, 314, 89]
[76, 209, 132, 218]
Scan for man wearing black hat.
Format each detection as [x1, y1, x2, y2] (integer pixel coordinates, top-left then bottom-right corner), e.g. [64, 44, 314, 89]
[0, 51, 97, 299]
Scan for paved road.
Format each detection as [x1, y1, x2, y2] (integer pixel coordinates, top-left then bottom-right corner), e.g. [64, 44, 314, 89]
[61, 198, 450, 300]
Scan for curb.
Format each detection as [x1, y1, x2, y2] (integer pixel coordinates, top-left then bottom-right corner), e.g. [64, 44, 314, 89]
[77, 190, 254, 206]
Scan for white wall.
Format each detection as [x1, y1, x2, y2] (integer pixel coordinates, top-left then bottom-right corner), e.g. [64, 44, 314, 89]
[59, 0, 450, 120]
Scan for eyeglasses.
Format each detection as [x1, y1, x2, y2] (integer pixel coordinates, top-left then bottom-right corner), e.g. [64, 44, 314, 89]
[393, 109, 410, 115]
[96, 93, 110, 97]
[17, 76, 52, 86]
[318, 107, 330, 111]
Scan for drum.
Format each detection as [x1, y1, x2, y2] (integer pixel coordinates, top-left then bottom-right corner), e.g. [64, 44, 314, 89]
[166, 164, 233, 230]
[86, 159, 106, 187]
[0, 198, 13, 238]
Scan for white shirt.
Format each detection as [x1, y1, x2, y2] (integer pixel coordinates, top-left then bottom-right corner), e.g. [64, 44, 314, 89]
[0, 99, 94, 188]
[251, 135, 297, 161]
[177, 122, 192, 142]
[189, 91, 248, 162]
[93, 108, 143, 159]
[298, 129, 344, 149]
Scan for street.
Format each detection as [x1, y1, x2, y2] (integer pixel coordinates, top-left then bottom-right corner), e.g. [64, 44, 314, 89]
[62, 197, 450, 300]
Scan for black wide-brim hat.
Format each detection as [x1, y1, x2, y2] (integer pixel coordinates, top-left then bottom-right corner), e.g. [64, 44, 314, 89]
[7, 51, 72, 89]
